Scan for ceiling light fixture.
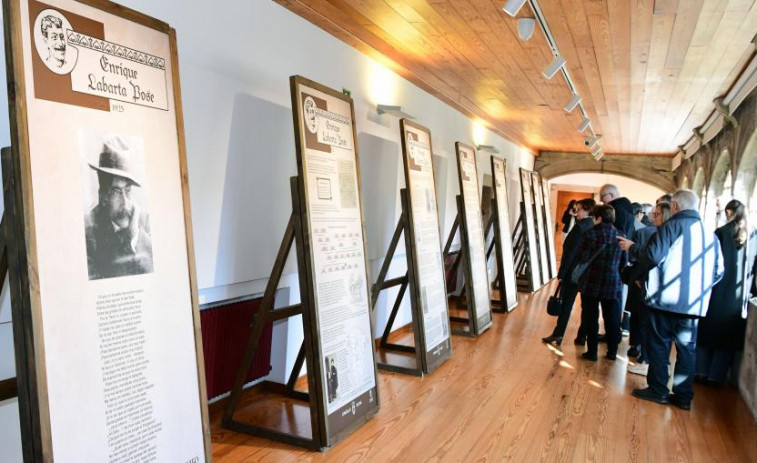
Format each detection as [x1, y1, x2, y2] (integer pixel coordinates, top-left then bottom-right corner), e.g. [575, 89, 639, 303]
[593, 150, 604, 161]
[476, 144, 500, 154]
[591, 144, 602, 157]
[517, 18, 535, 41]
[502, 0, 527, 17]
[376, 104, 415, 119]
[578, 117, 591, 132]
[584, 135, 599, 149]
[543, 55, 566, 79]
[564, 93, 581, 113]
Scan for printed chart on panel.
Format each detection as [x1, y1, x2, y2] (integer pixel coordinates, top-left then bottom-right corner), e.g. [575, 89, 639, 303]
[455, 143, 492, 332]
[5, 0, 210, 460]
[519, 169, 542, 290]
[293, 77, 379, 439]
[400, 119, 452, 369]
[491, 157, 518, 310]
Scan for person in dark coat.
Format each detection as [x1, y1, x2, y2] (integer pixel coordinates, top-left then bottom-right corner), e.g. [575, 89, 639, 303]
[576, 204, 628, 361]
[696, 199, 757, 384]
[619, 189, 724, 410]
[542, 198, 596, 346]
[600, 184, 635, 337]
[625, 202, 671, 377]
[561, 200, 577, 234]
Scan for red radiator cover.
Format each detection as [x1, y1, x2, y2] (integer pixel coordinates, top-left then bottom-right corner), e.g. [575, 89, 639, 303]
[200, 298, 272, 399]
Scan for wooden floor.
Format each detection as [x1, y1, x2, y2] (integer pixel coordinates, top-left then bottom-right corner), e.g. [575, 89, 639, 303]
[210, 282, 757, 462]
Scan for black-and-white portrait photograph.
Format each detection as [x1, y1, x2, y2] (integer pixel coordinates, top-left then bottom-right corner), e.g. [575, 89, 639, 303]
[33, 9, 78, 75]
[81, 131, 153, 280]
[325, 353, 339, 404]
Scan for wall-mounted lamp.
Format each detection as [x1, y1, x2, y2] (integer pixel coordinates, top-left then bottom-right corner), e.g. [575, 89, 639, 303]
[502, 0, 527, 17]
[476, 144, 500, 154]
[578, 117, 591, 132]
[517, 18, 535, 41]
[376, 104, 415, 119]
[564, 93, 581, 113]
[543, 55, 566, 79]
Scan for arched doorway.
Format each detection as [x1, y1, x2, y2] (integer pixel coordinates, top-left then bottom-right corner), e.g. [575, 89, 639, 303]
[705, 150, 732, 229]
[691, 167, 706, 214]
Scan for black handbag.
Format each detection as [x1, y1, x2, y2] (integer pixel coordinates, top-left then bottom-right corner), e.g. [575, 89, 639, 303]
[571, 243, 606, 285]
[547, 283, 562, 316]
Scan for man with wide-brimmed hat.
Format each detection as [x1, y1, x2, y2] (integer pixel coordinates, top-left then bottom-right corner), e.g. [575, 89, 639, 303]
[84, 135, 153, 280]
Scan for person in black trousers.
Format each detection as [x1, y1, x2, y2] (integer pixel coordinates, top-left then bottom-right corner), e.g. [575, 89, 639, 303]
[542, 198, 596, 346]
[576, 204, 628, 361]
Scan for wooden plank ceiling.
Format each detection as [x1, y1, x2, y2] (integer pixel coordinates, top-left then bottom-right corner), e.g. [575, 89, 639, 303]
[275, 0, 757, 156]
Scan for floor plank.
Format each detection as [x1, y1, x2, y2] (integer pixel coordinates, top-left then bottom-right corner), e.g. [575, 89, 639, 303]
[210, 282, 757, 462]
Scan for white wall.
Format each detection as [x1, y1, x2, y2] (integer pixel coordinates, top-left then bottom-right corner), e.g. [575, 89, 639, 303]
[547, 172, 666, 227]
[0, 1, 534, 458]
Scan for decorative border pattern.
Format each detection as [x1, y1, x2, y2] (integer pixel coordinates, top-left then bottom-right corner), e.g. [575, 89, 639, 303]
[67, 31, 165, 70]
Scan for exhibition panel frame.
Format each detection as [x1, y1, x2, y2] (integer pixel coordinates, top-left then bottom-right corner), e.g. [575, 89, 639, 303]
[399, 118, 452, 373]
[490, 156, 518, 311]
[541, 177, 558, 279]
[518, 168, 542, 291]
[3, 0, 211, 460]
[453, 142, 492, 335]
[530, 172, 551, 285]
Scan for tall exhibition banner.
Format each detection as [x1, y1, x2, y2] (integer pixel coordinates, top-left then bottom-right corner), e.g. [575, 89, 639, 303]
[541, 177, 558, 278]
[290, 76, 379, 443]
[400, 119, 452, 372]
[519, 169, 542, 290]
[491, 157, 518, 310]
[454, 143, 492, 334]
[3, 0, 210, 460]
[531, 172, 550, 284]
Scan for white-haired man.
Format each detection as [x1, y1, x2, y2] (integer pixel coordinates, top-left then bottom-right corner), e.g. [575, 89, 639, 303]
[618, 189, 724, 410]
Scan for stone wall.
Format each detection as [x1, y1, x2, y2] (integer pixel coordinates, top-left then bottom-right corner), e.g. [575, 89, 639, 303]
[740, 301, 757, 422]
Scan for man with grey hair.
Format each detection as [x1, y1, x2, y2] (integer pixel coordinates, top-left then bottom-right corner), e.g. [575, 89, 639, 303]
[618, 189, 723, 410]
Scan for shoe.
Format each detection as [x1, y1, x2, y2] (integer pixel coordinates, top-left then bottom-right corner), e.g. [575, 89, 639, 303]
[627, 362, 649, 376]
[668, 394, 691, 411]
[582, 352, 598, 361]
[605, 352, 617, 361]
[597, 334, 607, 343]
[627, 346, 639, 358]
[541, 335, 563, 346]
[574, 337, 586, 346]
[632, 388, 669, 405]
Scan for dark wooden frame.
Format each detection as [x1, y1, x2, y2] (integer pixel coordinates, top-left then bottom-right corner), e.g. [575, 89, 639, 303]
[289, 75, 380, 447]
[398, 118, 452, 373]
[487, 156, 518, 312]
[222, 177, 324, 450]
[518, 168, 542, 292]
[448, 142, 492, 336]
[370, 188, 424, 376]
[530, 172, 551, 284]
[3, 0, 212, 460]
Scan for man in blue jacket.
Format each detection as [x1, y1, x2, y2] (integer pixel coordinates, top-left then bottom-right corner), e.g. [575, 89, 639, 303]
[618, 189, 724, 410]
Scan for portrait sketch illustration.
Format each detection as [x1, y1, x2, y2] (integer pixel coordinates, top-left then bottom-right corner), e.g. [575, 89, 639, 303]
[81, 132, 153, 280]
[33, 9, 78, 75]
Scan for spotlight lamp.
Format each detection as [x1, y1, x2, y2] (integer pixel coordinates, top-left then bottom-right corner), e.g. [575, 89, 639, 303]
[593, 150, 604, 161]
[502, 0, 527, 17]
[376, 104, 415, 119]
[517, 18, 535, 41]
[543, 55, 566, 79]
[591, 144, 602, 157]
[476, 144, 500, 154]
[578, 117, 591, 132]
[564, 93, 581, 113]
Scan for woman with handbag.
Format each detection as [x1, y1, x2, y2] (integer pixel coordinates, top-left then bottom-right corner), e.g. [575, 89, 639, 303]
[542, 198, 596, 346]
[574, 204, 628, 361]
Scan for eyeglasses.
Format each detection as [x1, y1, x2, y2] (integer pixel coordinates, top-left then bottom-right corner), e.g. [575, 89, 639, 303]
[109, 185, 133, 199]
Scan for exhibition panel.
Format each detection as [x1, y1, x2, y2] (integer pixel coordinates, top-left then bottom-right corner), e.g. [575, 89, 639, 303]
[453, 142, 492, 335]
[399, 119, 452, 373]
[530, 172, 551, 284]
[3, 0, 210, 460]
[540, 177, 558, 279]
[518, 168, 542, 291]
[490, 156, 518, 311]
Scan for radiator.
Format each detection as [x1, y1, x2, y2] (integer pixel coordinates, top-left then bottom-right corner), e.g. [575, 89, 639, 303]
[200, 297, 272, 399]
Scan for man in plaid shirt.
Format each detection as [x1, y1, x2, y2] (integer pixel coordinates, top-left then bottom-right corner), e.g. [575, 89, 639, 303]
[575, 204, 628, 361]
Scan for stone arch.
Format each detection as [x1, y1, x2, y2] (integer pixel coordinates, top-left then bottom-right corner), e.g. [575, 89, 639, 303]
[692, 167, 706, 213]
[703, 149, 733, 228]
[734, 128, 757, 209]
[534, 152, 677, 193]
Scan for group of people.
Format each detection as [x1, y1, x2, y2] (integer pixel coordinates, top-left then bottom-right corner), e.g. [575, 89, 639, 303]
[544, 184, 757, 410]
